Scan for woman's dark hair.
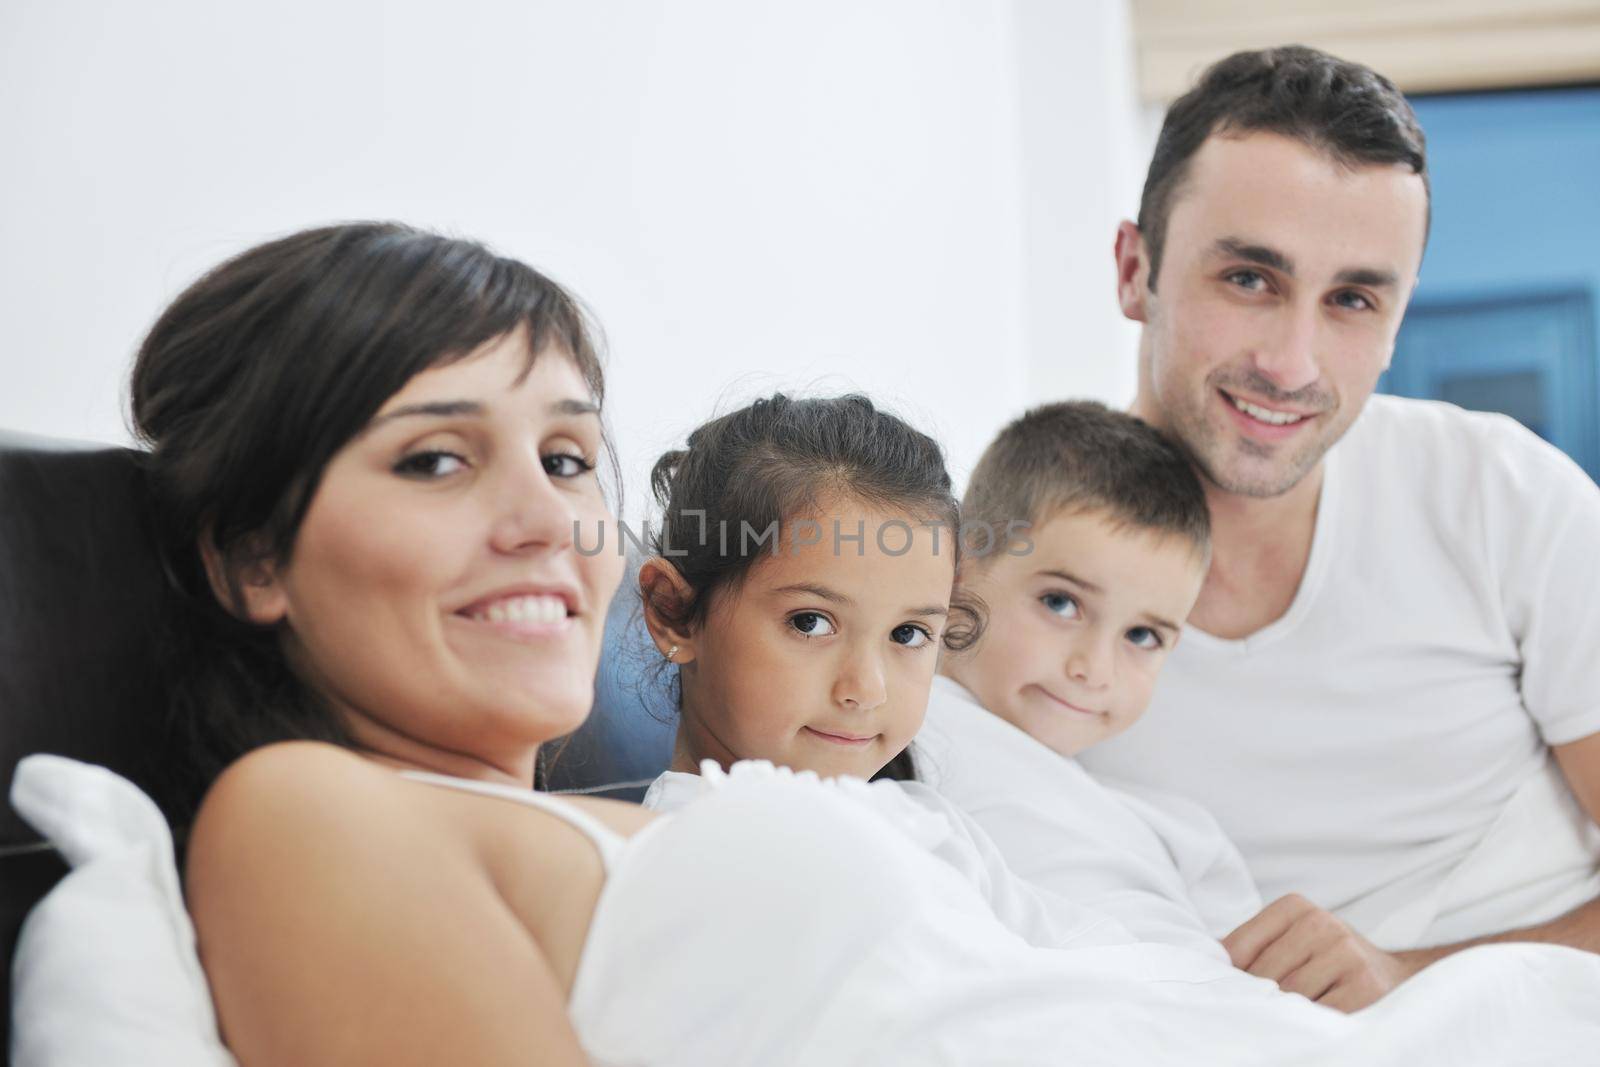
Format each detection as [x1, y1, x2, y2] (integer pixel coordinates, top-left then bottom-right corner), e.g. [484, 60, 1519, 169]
[645, 393, 983, 782]
[130, 221, 609, 822]
[1138, 44, 1428, 289]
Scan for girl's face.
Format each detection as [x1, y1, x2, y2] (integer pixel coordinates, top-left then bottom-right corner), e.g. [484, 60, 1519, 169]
[669, 495, 955, 780]
[233, 330, 624, 783]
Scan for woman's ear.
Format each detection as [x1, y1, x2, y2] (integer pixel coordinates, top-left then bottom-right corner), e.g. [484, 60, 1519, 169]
[637, 555, 699, 666]
[199, 530, 289, 626]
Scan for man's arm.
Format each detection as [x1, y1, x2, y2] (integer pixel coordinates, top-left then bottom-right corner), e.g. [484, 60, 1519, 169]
[1226, 733, 1600, 1013]
[1401, 733, 1600, 957]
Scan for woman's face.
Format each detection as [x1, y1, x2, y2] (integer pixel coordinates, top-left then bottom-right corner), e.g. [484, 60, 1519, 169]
[241, 331, 624, 782]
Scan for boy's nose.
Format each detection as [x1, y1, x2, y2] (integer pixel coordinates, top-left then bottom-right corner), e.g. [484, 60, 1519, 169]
[1065, 636, 1113, 690]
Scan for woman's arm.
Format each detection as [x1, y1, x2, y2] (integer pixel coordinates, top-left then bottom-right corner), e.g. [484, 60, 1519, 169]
[186, 742, 590, 1066]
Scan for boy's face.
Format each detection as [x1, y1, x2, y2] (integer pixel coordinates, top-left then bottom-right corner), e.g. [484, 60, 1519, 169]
[945, 508, 1205, 757]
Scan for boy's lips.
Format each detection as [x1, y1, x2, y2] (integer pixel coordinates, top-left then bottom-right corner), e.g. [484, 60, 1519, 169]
[1033, 686, 1107, 719]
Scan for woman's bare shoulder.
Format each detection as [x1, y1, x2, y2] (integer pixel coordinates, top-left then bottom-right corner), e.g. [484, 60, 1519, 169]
[185, 742, 590, 1063]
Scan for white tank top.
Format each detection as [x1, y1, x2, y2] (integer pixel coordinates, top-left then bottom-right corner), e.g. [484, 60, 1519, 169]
[398, 761, 1600, 1066]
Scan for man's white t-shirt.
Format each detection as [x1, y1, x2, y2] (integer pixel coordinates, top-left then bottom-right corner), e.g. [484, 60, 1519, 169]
[1079, 395, 1600, 950]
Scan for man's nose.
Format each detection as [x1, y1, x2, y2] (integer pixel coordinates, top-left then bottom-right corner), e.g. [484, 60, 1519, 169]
[1250, 302, 1322, 396]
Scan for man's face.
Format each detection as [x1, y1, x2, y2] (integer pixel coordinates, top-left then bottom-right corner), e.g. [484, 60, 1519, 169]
[1124, 132, 1429, 498]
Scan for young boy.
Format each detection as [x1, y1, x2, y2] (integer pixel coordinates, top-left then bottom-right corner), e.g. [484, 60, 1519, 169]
[920, 400, 1261, 957]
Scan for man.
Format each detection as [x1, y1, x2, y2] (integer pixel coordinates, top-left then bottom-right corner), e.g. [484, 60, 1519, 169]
[1078, 45, 1600, 1011]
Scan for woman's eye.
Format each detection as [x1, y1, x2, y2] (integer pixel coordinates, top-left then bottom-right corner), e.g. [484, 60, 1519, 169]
[1127, 626, 1163, 650]
[1040, 592, 1080, 619]
[789, 612, 836, 638]
[394, 450, 467, 478]
[891, 623, 933, 649]
[544, 451, 596, 479]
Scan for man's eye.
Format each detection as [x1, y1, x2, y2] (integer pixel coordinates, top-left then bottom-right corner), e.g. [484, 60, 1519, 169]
[789, 612, 836, 638]
[394, 450, 467, 478]
[1041, 592, 1079, 619]
[544, 452, 596, 478]
[1333, 290, 1374, 311]
[1127, 626, 1163, 650]
[891, 623, 933, 649]
[1227, 270, 1268, 292]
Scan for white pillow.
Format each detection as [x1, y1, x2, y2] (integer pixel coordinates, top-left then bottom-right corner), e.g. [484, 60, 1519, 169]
[9, 754, 236, 1066]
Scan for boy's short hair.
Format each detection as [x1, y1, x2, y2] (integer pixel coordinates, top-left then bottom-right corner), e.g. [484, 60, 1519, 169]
[962, 400, 1210, 560]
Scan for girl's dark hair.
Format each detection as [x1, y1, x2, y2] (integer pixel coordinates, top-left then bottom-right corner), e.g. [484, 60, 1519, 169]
[645, 393, 983, 782]
[130, 221, 609, 823]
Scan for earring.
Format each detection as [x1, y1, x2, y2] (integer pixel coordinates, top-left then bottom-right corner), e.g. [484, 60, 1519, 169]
[665, 644, 679, 662]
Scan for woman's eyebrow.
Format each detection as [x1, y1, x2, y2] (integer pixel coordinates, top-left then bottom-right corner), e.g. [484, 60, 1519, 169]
[367, 396, 600, 430]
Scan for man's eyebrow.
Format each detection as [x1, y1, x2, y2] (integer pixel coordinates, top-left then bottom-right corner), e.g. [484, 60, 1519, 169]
[367, 397, 600, 429]
[1212, 237, 1399, 290]
[1333, 266, 1400, 289]
[1036, 569, 1102, 595]
[771, 582, 852, 605]
[1210, 238, 1295, 277]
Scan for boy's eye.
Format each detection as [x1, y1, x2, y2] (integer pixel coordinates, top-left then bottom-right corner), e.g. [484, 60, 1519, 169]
[789, 612, 836, 638]
[394, 450, 467, 479]
[1127, 626, 1163, 650]
[544, 451, 596, 479]
[890, 623, 933, 649]
[1040, 592, 1080, 619]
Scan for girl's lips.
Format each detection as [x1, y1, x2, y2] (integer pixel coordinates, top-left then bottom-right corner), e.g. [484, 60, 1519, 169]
[803, 726, 879, 746]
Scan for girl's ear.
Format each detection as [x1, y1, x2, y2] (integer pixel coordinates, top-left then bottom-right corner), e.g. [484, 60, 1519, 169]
[199, 530, 290, 626]
[637, 556, 699, 665]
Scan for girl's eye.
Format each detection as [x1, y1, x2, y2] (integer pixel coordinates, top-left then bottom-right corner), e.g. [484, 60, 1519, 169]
[789, 612, 836, 638]
[890, 623, 934, 649]
[544, 451, 596, 479]
[394, 450, 467, 479]
[1040, 592, 1080, 619]
[1127, 626, 1163, 650]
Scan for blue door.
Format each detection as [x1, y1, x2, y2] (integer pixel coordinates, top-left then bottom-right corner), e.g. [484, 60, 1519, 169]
[1380, 87, 1600, 482]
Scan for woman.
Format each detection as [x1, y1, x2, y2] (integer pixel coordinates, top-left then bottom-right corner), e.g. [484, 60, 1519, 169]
[136, 222, 642, 1062]
[142, 223, 1600, 1067]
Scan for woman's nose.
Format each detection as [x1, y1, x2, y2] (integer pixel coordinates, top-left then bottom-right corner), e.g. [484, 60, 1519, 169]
[487, 450, 577, 555]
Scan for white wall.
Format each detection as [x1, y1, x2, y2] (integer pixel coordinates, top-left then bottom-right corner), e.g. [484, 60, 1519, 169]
[0, 0, 1143, 517]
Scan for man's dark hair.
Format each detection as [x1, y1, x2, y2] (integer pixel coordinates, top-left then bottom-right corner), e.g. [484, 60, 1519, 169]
[1138, 44, 1428, 289]
[962, 400, 1209, 561]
